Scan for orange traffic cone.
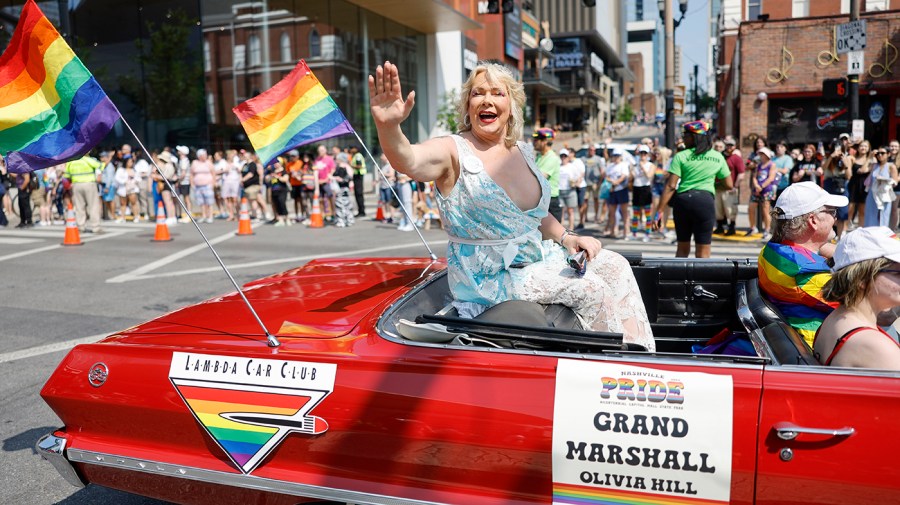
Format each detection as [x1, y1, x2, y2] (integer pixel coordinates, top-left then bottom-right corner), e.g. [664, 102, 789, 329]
[151, 202, 173, 242]
[375, 204, 384, 222]
[236, 197, 254, 236]
[308, 192, 324, 228]
[61, 203, 83, 246]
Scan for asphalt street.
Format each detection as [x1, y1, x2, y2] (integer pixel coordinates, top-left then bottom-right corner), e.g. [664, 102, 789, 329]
[0, 151, 765, 503]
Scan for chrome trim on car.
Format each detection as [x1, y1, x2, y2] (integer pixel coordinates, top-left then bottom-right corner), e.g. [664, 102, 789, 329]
[66, 448, 445, 505]
[735, 281, 775, 361]
[35, 433, 86, 488]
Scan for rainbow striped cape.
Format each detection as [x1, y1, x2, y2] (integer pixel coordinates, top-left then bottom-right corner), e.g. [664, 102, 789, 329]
[233, 59, 353, 167]
[758, 241, 838, 347]
[0, 0, 120, 174]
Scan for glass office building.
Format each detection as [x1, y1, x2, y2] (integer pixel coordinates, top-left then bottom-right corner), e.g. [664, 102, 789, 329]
[0, 0, 474, 152]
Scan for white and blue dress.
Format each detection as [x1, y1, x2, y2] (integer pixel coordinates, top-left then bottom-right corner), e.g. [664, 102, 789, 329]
[435, 135, 655, 350]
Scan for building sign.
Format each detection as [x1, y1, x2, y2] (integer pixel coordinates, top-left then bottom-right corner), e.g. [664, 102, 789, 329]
[591, 52, 605, 75]
[550, 38, 583, 69]
[852, 119, 865, 142]
[673, 85, 686, 114]
[869, 102, 885, 123]
[552, 360, 733, 504]
[464, 49, 478, 71]
[767, 98, 856, 144]
[504, 3, 523, 61]
[836, 20, 866, 54]
[847, 50, 864, 74]
[521, 10, 539, 49]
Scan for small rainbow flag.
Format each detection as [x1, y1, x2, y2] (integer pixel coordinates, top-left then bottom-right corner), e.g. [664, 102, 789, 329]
[0, 0, 120, 174]
[233, 59, 353, 167]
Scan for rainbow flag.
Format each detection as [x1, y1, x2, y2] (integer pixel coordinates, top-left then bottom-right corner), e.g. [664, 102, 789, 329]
[758, 241, 837, 347]
[233, 59, 353, 167]
[0, 0, 120, 174]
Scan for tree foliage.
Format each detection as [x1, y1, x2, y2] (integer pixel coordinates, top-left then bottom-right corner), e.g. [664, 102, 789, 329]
[616, 102, 634, 123]
[118, 9, 203, 120]
[435, 89, 460, 133]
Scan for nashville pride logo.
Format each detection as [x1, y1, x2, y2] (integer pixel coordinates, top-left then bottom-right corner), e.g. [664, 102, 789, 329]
[168, 352, 337, 474]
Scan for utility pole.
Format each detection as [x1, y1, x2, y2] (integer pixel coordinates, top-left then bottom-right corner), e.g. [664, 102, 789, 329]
[693, 64, 699, 120]
[664, 1, 675, 149]
[848, 0, 859, 120]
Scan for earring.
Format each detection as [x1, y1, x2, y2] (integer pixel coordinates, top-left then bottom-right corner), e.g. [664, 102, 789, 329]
[463, 114, 471, 129]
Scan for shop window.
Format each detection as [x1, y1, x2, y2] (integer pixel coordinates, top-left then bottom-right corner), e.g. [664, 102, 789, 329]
[747, 0, 761, 20]
[280, 32, 292, 63]
[203, 40, 211, 72]
[207, 93, 215, 124]
[248, 34, 261, 66]
[309, 28, 321, 58]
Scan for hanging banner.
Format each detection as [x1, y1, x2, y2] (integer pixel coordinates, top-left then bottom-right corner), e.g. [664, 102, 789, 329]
[552, 360, 733, 504]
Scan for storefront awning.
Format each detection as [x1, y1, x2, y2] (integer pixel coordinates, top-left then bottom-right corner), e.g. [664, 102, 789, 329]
[345, 0, 481, 33]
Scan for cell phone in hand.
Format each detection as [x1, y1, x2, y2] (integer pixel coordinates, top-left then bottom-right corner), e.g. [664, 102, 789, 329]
[567, 251, 587, 277]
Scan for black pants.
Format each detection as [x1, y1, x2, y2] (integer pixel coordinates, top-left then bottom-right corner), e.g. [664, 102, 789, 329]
[18, 187, 33, 225]
[271, 188, 288, 217]
[353, 173, 365, 215]
[548, 196, 563, 223]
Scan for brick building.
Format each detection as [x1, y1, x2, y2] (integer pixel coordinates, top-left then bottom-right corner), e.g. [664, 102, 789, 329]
[714, 0, 900, 149]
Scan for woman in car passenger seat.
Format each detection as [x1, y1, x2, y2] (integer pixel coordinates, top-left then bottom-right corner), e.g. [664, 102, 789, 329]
[368, 60, 655, 351]
[815, 227, 900, 370]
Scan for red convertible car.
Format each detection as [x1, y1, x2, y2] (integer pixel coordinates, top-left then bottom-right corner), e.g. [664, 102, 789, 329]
[37, 255, 899, 504]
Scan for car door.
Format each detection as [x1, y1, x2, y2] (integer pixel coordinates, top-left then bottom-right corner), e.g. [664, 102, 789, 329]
[756, 365, 900, 504]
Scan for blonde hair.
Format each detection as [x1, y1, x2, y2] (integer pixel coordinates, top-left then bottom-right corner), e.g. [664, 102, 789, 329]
[822, 257, 892, 308]
[457, 61, 526, 149]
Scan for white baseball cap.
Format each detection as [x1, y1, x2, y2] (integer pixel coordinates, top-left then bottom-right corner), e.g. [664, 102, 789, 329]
[559, 148, 570, 157]
[757, 147, 774, 159]
[832, 227, 900, 271]
[175, 145, 189, 155]
[637, 145, 650, 153]
[611, 148, 624, 156]
[774, 181, 848, 219]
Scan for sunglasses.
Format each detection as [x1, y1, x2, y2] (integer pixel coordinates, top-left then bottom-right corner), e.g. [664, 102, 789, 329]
[878, 268, 900, 276]
[876, 151, 888, 155]
[818, 208, 838, 217]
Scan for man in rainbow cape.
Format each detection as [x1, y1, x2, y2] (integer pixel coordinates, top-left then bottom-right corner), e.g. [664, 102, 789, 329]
[758, 182, 846, 348]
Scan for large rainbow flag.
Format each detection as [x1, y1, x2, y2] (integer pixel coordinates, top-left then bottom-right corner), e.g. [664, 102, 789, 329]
[0, 0, 120, 174]
[233, 59, 353, 167]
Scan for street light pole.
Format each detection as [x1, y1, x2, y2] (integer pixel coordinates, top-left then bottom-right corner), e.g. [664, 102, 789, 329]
[848, 0, 860, 121]
[660, 1, 688, 149]
[663, 0, 675, 149]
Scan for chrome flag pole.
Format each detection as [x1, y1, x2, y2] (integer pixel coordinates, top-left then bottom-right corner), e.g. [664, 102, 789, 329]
[350, 130, 438, 261]
[117, 117, 279, 348]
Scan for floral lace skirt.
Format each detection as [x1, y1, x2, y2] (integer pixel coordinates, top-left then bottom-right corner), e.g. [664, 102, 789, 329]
[510, 244, 656, 352]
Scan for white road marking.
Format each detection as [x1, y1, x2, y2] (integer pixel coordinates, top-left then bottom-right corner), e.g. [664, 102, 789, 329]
[106, 231, 238, 283]
[109, 239, 448, 282]
[0, 230, 127, 263]
[0, 237, 43, 245]
[0, 332, 109, 364]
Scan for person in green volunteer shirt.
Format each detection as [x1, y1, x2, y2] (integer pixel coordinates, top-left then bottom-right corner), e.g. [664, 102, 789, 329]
[65, 154, 103, 233]
[652, 120, 732, 258]
[350, 146, 367, 217]
[532, 128, 562, 222]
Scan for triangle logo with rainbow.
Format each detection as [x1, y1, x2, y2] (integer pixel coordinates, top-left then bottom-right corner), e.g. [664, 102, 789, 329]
[169, 352, 336, 474]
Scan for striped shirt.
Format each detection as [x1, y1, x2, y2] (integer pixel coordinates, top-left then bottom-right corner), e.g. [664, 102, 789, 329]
[758, 241, 838, 348]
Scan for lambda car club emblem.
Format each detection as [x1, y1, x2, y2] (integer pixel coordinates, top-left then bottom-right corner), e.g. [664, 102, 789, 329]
[169, 352, 336, 474]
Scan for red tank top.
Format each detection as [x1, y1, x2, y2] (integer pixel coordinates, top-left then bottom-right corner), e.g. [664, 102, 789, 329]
[816, 326, 898, 366]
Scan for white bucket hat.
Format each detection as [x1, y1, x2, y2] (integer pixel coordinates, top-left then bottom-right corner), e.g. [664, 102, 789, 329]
[832, 226, 900, 271]
[774, 181, 848, 219]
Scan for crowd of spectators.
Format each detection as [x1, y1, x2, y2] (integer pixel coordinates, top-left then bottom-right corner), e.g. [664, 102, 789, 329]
[0, 142, 410, 231]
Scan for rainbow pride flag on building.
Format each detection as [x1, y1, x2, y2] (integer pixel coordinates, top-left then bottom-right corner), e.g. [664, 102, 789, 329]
[233, 59, 354, 167]
[0, 0, 120, 174]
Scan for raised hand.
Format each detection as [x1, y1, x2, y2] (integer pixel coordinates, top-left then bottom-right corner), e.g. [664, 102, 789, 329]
[368, 61, 416, 129]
